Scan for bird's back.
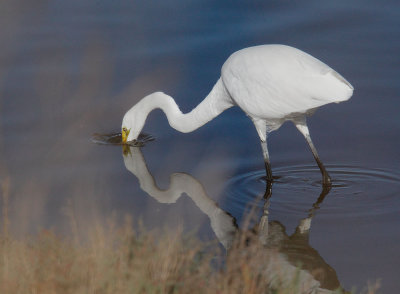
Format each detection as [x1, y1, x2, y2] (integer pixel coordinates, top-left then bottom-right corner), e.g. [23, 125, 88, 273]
[221, 45, 353, 120]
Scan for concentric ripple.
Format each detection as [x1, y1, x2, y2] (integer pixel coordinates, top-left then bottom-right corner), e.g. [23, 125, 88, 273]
[225, 164, 400, 221]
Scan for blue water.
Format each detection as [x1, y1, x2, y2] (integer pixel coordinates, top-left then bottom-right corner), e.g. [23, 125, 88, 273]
[1, 0, 400, 292]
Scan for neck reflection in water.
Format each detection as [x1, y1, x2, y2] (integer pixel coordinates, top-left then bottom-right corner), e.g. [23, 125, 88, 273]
[123, 146, 347, 293]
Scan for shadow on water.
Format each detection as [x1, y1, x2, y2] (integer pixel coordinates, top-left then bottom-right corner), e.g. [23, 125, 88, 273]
[119, 143, 347, 293]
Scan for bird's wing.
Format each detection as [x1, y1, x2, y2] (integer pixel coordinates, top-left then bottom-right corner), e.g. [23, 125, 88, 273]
[222, 45, 353, 119]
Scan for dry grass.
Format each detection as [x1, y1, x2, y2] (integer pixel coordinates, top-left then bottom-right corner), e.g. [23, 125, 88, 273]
[0, 221, 280, 294]
[0, 182, 379, 294]
[0, 224, 381, 294]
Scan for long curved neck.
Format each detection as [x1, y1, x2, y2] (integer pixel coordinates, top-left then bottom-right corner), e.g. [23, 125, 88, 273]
[137, 78, 233, 133]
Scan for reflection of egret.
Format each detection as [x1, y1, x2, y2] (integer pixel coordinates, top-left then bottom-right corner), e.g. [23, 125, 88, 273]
[123, 147, 237, 249]
[123, 146, 347, 293]
[121, 45, 354, 185]
[258, 187, 347, 293]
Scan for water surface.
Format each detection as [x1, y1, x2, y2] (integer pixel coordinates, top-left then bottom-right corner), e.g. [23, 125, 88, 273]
[1, 0, 399, 292]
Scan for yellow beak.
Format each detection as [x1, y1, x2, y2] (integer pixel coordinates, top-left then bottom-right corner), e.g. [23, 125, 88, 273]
[121, 128, 130, 144]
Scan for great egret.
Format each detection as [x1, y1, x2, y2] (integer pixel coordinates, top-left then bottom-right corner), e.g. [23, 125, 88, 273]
[122, 44, 354, 185]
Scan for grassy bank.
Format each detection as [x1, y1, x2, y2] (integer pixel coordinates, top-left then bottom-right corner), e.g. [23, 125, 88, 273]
[0, 221, 287, 294]
[0, 220, 380, 294]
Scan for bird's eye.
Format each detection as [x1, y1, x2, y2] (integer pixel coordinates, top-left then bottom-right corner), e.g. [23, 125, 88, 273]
[122, 127, 127, 131]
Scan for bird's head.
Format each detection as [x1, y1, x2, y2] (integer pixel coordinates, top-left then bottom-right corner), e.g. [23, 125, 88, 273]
[122, 92, 168, 144]
[121, 103, 146, 144]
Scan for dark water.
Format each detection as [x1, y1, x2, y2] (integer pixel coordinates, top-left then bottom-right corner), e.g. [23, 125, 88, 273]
[1, 0, 399, 292]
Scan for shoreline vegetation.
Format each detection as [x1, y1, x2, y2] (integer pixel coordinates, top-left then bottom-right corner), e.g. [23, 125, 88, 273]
[1, 181, 379, 294]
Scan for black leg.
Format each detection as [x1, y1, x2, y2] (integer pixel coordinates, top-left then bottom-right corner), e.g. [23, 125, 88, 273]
[295, 121, 332, 186]
[260, 140, 273, 183]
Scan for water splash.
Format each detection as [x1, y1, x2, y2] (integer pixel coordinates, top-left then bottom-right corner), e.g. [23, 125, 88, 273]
[91, 132, 155, 147]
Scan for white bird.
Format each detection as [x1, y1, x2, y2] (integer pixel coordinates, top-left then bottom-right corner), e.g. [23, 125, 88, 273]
[122, 44, 354, 185]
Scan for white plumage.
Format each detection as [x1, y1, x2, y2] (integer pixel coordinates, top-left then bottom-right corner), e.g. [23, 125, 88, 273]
[223, 45, 353, 121]
[122, 44, 354, 185]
